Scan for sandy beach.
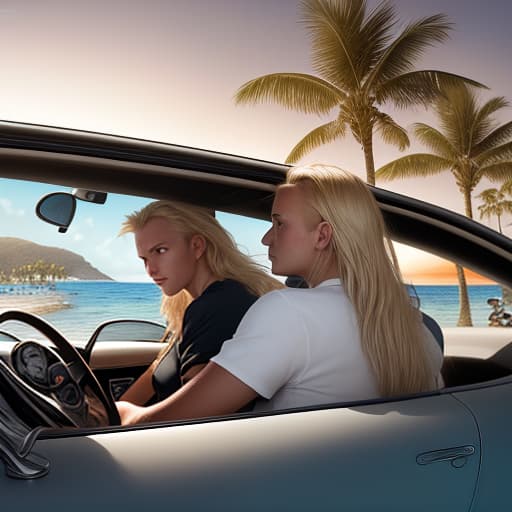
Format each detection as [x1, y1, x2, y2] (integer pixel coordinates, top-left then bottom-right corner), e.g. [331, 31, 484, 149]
[444, 327, 512, 359]
[0, 293, 71, 315]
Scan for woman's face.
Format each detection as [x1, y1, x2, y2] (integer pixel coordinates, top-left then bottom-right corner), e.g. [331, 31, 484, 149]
[261, 185, 322, 278]
[135, 216, 199, 297]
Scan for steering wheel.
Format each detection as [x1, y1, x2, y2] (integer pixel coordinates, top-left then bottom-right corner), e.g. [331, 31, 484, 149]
[0, 310, 120, 428]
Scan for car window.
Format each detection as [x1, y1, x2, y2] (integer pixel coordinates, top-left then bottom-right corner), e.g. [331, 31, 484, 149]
[216, 211, 272, 274]
[0, 177, 274, 344]
[395, 241, 512, 360]
[0, 178, 158, 342]
[1, 173, 510, 400]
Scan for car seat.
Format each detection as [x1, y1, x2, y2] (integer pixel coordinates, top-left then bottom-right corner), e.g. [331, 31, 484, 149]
[421, 312, 444, 352]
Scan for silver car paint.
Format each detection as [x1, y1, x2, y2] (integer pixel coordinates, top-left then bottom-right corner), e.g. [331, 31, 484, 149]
[1, 394, 479, 511]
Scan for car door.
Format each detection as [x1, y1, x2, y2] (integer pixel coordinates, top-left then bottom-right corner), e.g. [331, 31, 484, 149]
[86, 319, 165, 401]
[452, 380, 512, 510]
[1, 392, 479, 511]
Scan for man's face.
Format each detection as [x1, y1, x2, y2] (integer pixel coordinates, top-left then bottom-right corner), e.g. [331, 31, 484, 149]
[135, 216, 198, 297]
[261, 185, 322, 278]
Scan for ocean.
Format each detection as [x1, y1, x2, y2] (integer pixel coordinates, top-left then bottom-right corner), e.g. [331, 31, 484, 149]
[0, 281, 505, 342]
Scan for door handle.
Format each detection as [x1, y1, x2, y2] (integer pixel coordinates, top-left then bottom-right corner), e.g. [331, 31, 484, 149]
[416, 445, 475, 466]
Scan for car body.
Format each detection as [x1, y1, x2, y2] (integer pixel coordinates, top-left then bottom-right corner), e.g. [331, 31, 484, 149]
[0, 121, 512, 510]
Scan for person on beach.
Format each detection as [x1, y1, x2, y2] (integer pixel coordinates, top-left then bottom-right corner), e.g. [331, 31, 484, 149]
[117, 165, 443, 424]
[119, 200, 282, 405]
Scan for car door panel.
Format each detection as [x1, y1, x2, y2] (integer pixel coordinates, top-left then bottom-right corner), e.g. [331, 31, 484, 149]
[89, 341, 161, 400]
[1, 394, 479, 511]
[452, 381, 512, 510]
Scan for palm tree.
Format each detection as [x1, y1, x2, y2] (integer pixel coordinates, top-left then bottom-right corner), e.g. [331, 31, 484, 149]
[33, 259, 46, 285]
[376, 86, 512, 325]
[477, 181, 512, 305]
[477, 182, 512, 234]
[56, 265, 68, 282]
[235, 0, 484, 185]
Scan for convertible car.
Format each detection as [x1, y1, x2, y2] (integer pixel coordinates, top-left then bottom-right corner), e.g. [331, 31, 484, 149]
[0, 122, 511, 511]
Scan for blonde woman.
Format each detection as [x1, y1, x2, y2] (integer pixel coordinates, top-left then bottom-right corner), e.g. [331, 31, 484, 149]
[118, 165, 442, 424]
[119, 200, 282, 406]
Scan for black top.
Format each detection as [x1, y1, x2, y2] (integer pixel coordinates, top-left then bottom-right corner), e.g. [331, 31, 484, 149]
[152, 279, 258, 401]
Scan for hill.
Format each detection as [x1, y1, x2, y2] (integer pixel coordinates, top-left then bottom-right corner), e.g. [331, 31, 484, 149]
[0, 237, 112, 281]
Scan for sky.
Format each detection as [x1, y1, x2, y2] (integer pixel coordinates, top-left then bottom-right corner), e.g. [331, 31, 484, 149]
[0, 0, 510, 282]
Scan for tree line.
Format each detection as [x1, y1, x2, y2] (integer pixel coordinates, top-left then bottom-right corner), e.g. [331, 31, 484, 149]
[0, 260, 68, 285]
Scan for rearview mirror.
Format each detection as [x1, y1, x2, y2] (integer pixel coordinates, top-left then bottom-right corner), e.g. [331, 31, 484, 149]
[35, 192, 76, 233]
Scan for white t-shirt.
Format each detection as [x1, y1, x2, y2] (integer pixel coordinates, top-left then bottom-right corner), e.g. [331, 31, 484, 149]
[212, 278, 443, 412]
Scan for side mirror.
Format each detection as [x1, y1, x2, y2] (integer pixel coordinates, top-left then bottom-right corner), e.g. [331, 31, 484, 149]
[83, 319, 167, 361]
[35, 193, 76, 233]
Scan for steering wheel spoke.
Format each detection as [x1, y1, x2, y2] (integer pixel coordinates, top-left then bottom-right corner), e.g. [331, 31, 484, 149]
[65, 361, 88, 386]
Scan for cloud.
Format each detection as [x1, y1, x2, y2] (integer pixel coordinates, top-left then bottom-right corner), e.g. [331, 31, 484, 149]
[96, 236, 115, 258]
[0, 198, 24, 216]
[73, 233, 84, 241]
[91, 236, 144, 280]
[84, 217, 94, 227]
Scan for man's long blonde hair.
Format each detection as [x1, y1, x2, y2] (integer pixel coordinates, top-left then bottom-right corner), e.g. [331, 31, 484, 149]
[286, 164, 434, 397]
[120, 200, 282, 346]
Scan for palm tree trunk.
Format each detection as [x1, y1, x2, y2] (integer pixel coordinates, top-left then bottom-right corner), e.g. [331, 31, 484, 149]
[462, 187, 473, 219]
[362, 135, 375, 186]
[455, 186, 474, 326]
[456, 264, 473, 326]
[497, 214, 502, 233]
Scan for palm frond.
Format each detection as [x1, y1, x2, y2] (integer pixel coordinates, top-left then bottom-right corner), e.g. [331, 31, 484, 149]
[367, 13, 451, 89]
[375, 153, 451, 181]
[475, 189, 512, 226]
[301, 0, 372, 89]
[434, 86, 471, 151]
[376, 71, 486, 108]
[285, 119, 347, 164]
[476, 188, 499, 204]
[473, 121, 512, 156]
[477, 203, 499, 220]
[502, 180, 512, 195]
[481, 162, 512, 183]
[472, 121, 512, 161]
[358, 1, 397, 78]
[479, 198, 512, 219]
[501, 200, 512, 215]
[476, 141, 512, 166]
[374, 112, 410, 150]
[477, 202, 492, 218]
[234, 73, 344, 115]
[413, 123, 456, 159]
[470, 96, 509, 144]
[474, 97, 509, 130]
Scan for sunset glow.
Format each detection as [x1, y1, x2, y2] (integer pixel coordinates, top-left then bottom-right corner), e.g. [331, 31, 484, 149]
[0, 1, 510, 282]
[402, 262, 494, 286]
[395, 243, 494, 285]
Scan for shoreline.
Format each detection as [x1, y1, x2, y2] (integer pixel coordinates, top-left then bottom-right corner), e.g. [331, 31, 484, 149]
[0, 293, 72, 315]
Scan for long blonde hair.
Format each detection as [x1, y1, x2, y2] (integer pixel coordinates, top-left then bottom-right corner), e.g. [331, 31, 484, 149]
[285, 164, 434, 397]
[120, 200, 282, 347]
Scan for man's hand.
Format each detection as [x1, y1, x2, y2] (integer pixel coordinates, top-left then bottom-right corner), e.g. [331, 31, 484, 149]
[116, 401, 145, 426]
[116, 363, 258, 424]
